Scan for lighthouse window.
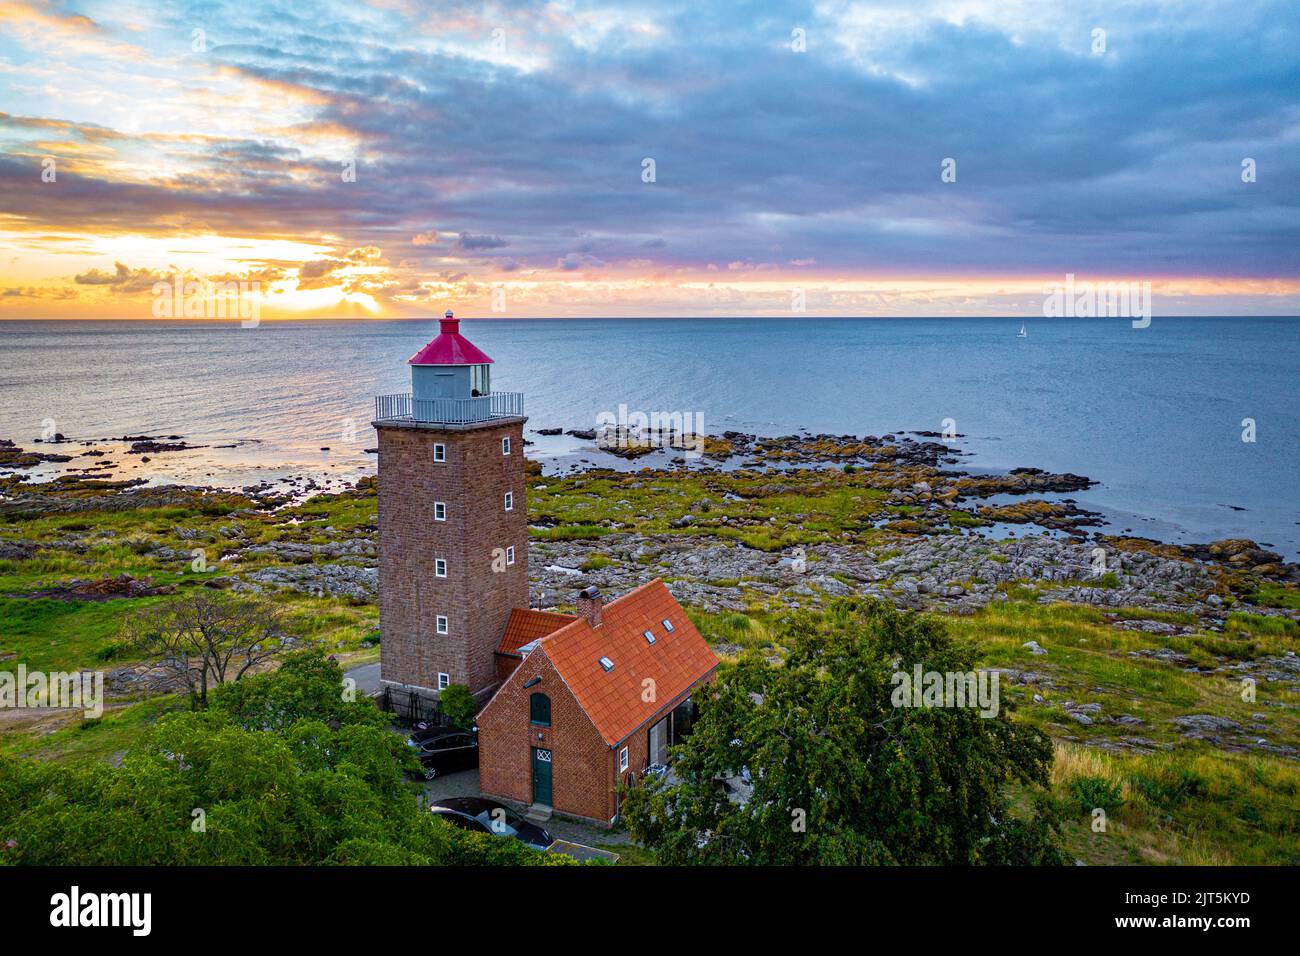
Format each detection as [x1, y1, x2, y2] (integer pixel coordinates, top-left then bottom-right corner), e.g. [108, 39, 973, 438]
[436, 616, 448, 635]
[433, 443, 446, 463]
[434, 501, 446, 521]
[435, 558, 447, 578]
[501, 436, 511, 455]
[504, 491, 514, 511]
[506, 546, 516, 565]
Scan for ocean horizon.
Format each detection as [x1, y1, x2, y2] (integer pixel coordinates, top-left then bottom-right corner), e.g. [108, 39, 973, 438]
[2, 315, 1297, 557]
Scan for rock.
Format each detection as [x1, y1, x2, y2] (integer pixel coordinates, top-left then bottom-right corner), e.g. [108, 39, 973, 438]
[1023, 640, 1047, 655]
[243, 564, 377, 601]
[1172, 715, 1242, 734]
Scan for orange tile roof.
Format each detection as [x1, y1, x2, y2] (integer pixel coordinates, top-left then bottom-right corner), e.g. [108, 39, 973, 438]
[539, 579, 719, 746]
[498, 608, 578, 656]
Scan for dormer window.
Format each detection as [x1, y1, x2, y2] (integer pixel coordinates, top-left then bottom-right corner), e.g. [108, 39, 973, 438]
[643, 629, 656, 645]
[599, 656, 614, 672]
[662, 619, 675, 632]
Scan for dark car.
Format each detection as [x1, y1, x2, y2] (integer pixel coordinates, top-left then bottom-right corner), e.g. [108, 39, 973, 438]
[406, 728, 478, 780]
[428, 797, 554, 851]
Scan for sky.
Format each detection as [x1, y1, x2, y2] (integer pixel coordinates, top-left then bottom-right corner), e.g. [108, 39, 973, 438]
[0, 0, 1297, 319]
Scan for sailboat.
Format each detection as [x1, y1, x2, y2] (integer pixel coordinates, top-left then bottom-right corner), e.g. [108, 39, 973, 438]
[1017, 321, 1027, 337]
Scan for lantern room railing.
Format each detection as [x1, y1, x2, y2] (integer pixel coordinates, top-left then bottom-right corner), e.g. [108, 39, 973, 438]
[374, 391, 524, 425]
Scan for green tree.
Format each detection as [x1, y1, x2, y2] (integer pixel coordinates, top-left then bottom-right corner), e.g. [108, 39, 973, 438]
[0, 651, 572, 867]
[439, 683, 477, 730]
[121, 593, 287, 708]
[621, 598, 1067, 865]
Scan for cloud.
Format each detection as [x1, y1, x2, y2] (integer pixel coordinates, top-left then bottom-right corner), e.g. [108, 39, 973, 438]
[0, 0, 1296, 318]
[73, 261, 163, 292]
[454, 232, 508, 251]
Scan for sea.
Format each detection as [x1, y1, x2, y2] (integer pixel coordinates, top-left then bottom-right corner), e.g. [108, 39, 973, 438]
[1, 316, 1297, 558]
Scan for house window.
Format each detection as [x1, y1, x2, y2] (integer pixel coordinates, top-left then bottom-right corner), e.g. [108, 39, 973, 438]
[506, 545, 516, 566]
[662, 618, 675, 632]
[643, 629, 656, 645]
[434, 501, 446, 521]
[435, 558, 447, 578]
[618, 746, 629, 773]
[433, 443, 446, 463]
[599, 656, 614, 672]
[504, 491, 513, 511]
[502, 436, 511, 456]
[437, 673, 450, 691]
[530, 692, 551, 727]
[436, 615, 448, 634]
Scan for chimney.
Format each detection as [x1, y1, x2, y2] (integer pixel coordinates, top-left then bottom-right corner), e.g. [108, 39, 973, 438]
[439, 309, 458, 334]
[577, 585, 603, 628]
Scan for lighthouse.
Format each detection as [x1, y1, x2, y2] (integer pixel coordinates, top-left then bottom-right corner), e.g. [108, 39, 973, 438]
[373, 311, 528, 701]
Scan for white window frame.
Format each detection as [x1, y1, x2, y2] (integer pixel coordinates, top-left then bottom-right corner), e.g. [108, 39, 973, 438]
[504, 491, 514, 512]
[618, 746, 629, 773]
[433, 443, 446, 463]
[435, 558, 447, 578]
[434, 501, 446, 521]
[501, 436, 511, 456]
[436, 615, 448, 635]
[437, 673, 450, 691]
[506, 545, 516, 566]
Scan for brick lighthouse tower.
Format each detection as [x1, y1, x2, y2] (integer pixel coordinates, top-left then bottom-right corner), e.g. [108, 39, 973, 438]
[373, 310, 527, 700]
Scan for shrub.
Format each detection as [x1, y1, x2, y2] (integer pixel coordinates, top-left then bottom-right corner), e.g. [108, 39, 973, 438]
[439, 684, 477, 730]
[1070, 775, 1124, 815]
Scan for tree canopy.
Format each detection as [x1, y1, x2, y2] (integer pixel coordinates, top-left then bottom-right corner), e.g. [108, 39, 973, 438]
[621, 599, 1067, 865]
[0, 652, 569, 866]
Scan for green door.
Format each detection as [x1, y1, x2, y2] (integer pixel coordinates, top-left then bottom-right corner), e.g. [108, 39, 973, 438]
[532, 747, 553, 805]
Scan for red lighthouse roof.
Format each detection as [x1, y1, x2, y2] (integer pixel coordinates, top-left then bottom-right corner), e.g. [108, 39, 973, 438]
[407, 310, 494, 366]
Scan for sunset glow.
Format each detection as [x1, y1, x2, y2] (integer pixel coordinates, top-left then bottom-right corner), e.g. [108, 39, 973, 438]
[2, 0, 1297, 318]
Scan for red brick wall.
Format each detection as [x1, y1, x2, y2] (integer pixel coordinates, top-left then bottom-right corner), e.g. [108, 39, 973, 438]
[375, 417, 528, 698]
[477, 647, 616, 824]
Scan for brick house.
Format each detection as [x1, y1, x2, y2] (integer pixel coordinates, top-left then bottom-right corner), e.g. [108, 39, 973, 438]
[373, 315, 718, 825]
[478, 581, 719, 826]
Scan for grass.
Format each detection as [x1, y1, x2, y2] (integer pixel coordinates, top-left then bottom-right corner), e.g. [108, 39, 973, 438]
[3, 459, 1297, 866]
[0, 694, 183, 764]
[1050, 742, 1299, 865]
[0, 595, 166, 671]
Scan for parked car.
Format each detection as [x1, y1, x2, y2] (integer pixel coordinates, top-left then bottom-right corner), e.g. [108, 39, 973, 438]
[428, 797, 553, 851]
[406, 728, 478, 779]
